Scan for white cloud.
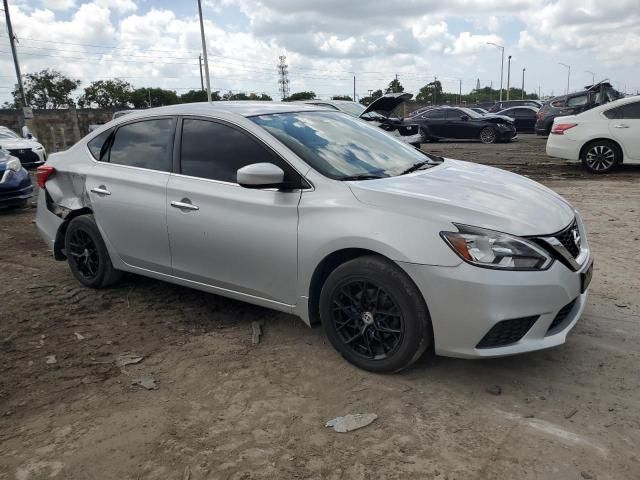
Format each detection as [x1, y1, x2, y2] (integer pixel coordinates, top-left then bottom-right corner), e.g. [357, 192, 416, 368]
[40, 0, 76, 10]
[94, 0, 136, 13]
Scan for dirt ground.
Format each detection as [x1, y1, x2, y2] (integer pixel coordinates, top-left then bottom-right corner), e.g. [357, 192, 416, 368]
[1, 135, 639, 480]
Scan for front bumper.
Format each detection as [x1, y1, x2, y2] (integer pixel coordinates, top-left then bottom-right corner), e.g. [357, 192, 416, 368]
[400, 256, 591, 359]
[0, 168, 33, 206]
[8, 148, 46, 167]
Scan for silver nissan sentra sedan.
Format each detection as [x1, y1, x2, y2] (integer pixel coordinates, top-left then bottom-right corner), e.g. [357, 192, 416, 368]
[35, 102, 593, 373]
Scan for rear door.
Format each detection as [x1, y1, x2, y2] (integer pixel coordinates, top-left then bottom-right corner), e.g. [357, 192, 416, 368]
[421, 108, 447, 137]
[87, 117, 175, 273]
[606, 101, 640, 161]
[166, 117, 302, 305]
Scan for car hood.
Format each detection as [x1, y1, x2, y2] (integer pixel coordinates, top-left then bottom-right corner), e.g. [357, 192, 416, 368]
[482, 113, 514, 123]
[348, 159, 575, 236]
[0, 138, 42, 150]
[361, 93, 413, 118]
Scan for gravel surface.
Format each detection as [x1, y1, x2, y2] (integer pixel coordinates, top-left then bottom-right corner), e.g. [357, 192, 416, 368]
[1, 135, 638, 480]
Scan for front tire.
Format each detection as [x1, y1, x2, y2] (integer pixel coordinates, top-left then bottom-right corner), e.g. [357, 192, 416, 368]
[319, 256, 431, 373]
[64, 214, 122, 288]
[479, 127, 497, 144]
[581, 140, 621, 174]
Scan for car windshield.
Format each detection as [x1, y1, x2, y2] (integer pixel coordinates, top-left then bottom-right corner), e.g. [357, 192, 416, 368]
[0, 130, 19, 139]
[251, 111, 439, 180]
[337, 102, 366, 117]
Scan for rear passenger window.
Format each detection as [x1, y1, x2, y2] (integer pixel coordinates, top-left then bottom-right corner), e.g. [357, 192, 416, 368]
[180, 118, 298, 184]
[567, 95, 588, 107]
[87, 129, 112, 161]
[109, 118, 175, 172]
[424, 109, 445, 120]
[604, 102, 640, 120]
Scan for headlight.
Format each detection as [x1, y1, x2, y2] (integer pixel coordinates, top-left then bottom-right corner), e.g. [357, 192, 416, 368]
[6, 156, 22, 172]
[34, 145, 45, 151]
[440, 224, 552, 271]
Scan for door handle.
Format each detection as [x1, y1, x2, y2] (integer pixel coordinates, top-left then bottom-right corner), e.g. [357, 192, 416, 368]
[90, 186, 111, 195]
[613, 124, 630, 129]
[170, 200, 199, 211]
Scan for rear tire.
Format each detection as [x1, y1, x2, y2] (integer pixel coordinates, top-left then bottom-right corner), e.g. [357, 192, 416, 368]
[64, 214, 122, 288]
[319, 256, 431, 373]
[581, 140, 621, 174]
[479, 127, 497, 144]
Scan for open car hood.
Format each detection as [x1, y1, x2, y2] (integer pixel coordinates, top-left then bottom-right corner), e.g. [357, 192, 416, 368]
[361, 93, 413, 118]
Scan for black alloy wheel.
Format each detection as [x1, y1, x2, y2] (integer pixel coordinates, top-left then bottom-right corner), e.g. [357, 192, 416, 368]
[64, 214, 122, 288]
[582, 141, 620, 173]
[331, 280, 404, 361]
[479, 127, 497, 144]
[319, 256, 431, 373]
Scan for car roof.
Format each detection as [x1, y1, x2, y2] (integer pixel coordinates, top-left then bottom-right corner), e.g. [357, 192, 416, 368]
[137, 101, 330, 118]
[499, 106, 539, 112]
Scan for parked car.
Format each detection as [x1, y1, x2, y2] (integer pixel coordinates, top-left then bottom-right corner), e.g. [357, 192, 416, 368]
[408, 105, 437, 118]
[35, 102, 592, 372]
[304, 94, 422, 146]
[497, 106, 539, 133]
[536, 81, 623, 136]
[412, 106, 516, 143]
[546, 95, 640, 173]
[0, 126, 47, 167]
[488, 100, 542, 113]
[0, 147, 33, 209]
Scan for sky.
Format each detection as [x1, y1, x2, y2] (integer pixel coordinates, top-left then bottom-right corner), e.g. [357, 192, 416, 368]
[1, 0, 639, 105]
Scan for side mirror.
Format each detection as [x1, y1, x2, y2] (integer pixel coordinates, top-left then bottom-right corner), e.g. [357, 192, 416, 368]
[237, 163, 285, 189]
[461, 115, 469, 121]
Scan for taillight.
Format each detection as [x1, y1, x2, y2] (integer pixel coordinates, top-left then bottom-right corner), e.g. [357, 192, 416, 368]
[35, 165, 55, 189]
[536, 111, 543, 120]
[551, 123, 578, 135]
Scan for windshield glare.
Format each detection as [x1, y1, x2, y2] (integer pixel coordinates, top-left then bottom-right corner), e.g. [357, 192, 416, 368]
[251, 111, 434, 180]
[336, 102, 366, 117]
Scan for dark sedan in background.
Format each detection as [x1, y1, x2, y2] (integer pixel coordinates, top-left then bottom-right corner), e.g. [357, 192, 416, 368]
[0, 148, 33, 209]
[496, 106, 539, 133]
[412, 107, 516, 144]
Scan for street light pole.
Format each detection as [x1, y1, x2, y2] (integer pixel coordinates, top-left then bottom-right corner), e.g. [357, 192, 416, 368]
[559, 63, 570, 95]
[487, 42, 505, 102]
[585, 70, 595, 85]
[3, 0, 27, 108]
[197, 0, 212, 103]
[521, 68, 526, 99]
[506, 55, 512, 101]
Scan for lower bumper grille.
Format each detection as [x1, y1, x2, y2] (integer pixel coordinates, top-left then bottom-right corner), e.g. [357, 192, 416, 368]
[476, 316, 539, 349]
[8, 148, 40, 165]
[547, 299, 577, 334]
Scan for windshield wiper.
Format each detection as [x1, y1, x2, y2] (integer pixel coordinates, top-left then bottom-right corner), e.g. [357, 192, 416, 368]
[339, 174, 387, 181]
[400, 160, 433, 175]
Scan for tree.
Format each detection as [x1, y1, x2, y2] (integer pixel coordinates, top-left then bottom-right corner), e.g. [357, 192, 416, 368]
[359, 89, 383, 106]
[283, 91, 316, 101]
[416, 80, 443, 102]
[331, 95, 353, 101]
[78, 79, 133, 108]
[385, 78, 404, 94]
[130, 87, 179, 108]
[179, 90, 221, 103]
[11, 69, 80, 108]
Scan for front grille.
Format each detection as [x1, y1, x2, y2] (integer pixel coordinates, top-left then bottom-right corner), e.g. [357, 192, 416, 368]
[8, 148, 40, 165]
[554, 220, 580, 258]
[476, 316, 538, 349]
[547, 299, 577, 333]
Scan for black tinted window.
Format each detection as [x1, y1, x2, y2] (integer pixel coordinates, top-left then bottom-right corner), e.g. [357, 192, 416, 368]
[87, 129, 112, 161]
[180, 118, 297, 184]
[109, 118, 174, 171]
[567, 95, 588, 107]
[446, 109, 466, 120]
[424, 109, 445, 119]
[604, 102, 640, 120]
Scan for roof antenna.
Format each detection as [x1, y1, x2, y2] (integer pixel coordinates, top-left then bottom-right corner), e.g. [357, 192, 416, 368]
[197, 0, 212, 103]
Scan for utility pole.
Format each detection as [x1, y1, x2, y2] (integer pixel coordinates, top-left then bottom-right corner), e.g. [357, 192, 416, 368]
[277, 56, 290, 100]
[199, 54, 205, 92]
[585, 70, 595, 85]
[197, 0, 212, 103]
[434, 75, 437, 105]
[353, 76, 356, 101]
[3, 0, 27, 109]
[559, 63, 570, 95]
[521, 68, 526, 99]
[538, 85, 541, 100]
[506, 55, 512, 101]
[487, 42, 504, 102]
[459, 79, 462, 105]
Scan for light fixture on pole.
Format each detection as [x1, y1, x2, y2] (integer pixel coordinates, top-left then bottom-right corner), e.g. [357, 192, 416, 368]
[559, 62, 570, 95]
[521, 68, 526, 99]
[585, 70, 595, 85]
[486, 42, 505, 102]
[197, 0, 212, 103]
[506, 55, 512, 101]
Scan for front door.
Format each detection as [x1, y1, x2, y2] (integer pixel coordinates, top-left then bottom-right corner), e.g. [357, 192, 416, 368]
[166, 117, 301, 306]
[87, 117, 176, 273]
